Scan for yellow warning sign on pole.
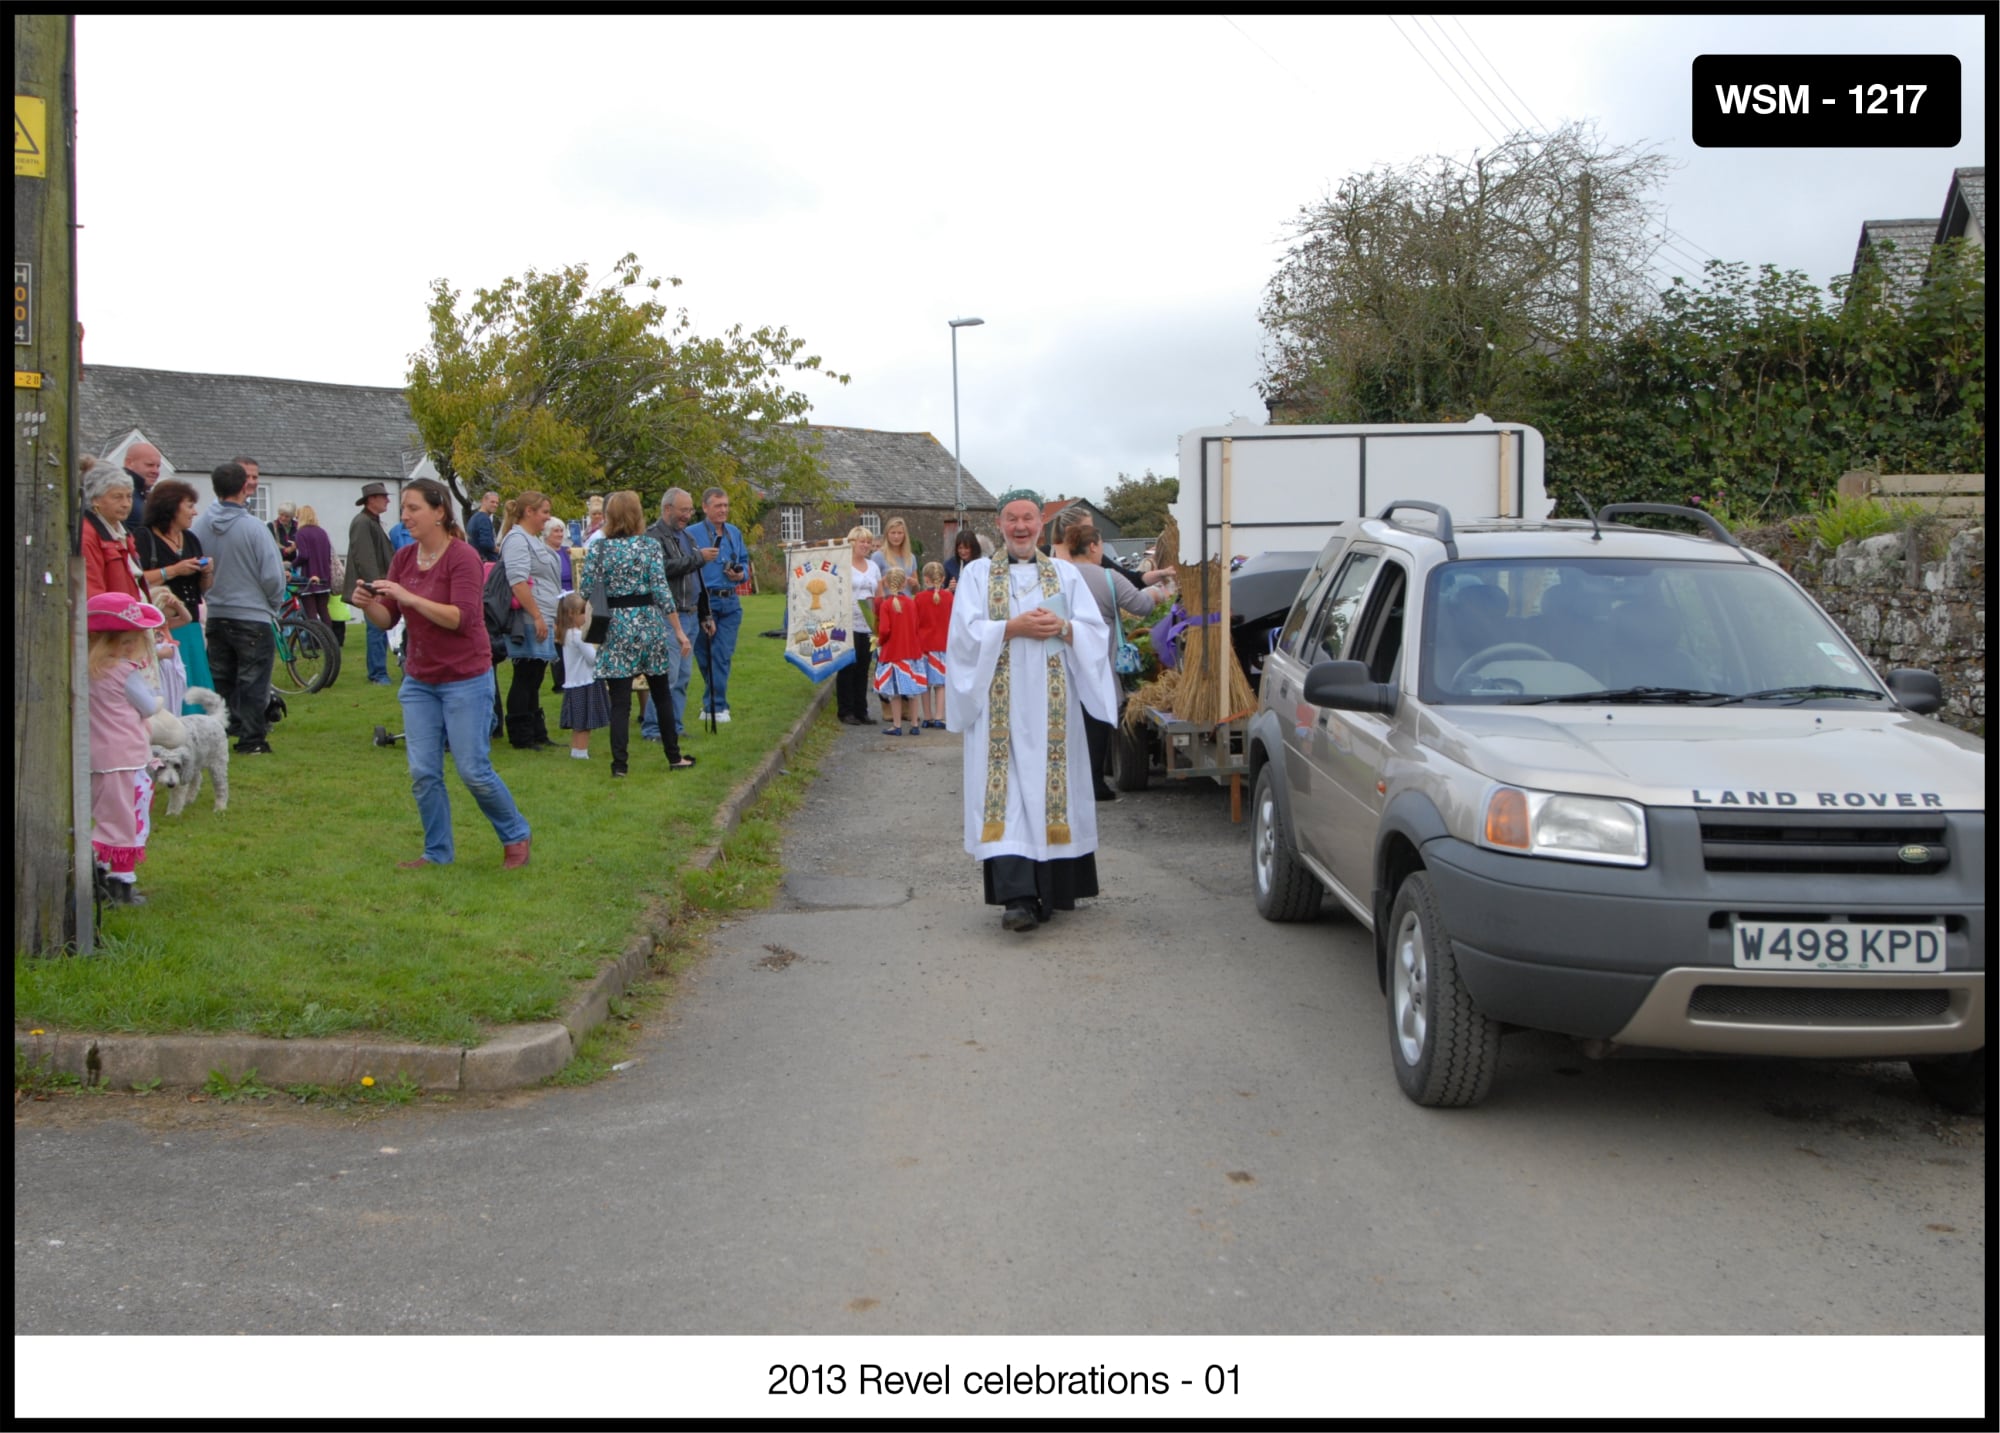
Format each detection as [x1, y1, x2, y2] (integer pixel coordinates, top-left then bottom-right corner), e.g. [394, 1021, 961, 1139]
[15, 95, 47, 178]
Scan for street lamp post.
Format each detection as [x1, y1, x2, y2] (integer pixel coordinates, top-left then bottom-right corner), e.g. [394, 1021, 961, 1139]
[948, 317, 984, 523]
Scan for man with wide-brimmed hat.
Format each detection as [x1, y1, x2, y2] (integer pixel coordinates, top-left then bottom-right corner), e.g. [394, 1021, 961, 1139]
[944, 486, 1118, 933]
[347, 481, 396, 684]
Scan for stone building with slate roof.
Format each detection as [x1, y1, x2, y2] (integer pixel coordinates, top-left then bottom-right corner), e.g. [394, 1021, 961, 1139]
[79, 364, 1003, 563]
[778, 424, 998, 560]
[79, 365, 423, 526]
[1039, 495, 1121, 543]
[1849, 166, 1986, 309]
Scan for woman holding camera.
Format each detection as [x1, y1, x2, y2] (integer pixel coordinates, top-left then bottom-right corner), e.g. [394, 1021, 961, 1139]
[133, 478, 217, 710]
[351, 478, 532, 870]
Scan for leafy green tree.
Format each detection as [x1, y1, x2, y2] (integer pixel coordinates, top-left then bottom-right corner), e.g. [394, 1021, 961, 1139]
[406, 253, 849, 523]
[1099, 470, 1179, 536]
[1259, 122, 1671, 424]
[1529, 239, 1985, 520]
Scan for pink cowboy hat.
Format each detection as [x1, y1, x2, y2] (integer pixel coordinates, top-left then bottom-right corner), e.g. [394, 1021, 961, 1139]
[86, 592, 166, 632]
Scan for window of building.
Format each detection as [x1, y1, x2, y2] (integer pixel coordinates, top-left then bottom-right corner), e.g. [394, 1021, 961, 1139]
[245, 485, 273, 523]
[779, 505, 804, 545]
[860, 512, 882, 536]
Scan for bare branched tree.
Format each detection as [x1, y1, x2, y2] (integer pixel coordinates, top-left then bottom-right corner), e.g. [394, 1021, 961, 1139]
[1259, 122, 1673, 424]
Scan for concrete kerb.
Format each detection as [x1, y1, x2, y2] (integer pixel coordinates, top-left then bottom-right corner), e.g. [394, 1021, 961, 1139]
[14, 681, 838, 1094]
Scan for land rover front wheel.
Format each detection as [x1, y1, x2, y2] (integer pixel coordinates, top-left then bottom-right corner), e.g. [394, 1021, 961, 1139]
[1251, 765, 1321, 922]
[1386, 872, 1501, 1107]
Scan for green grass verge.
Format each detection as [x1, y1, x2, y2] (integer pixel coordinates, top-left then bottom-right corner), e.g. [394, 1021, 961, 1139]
[16, 594, 826, 1047]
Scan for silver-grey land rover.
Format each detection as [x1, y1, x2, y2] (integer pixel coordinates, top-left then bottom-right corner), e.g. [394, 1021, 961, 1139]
[1247, 501, 1986, 1109]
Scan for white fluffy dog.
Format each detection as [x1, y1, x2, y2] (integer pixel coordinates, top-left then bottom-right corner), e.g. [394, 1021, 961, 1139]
[151, 686, 231, 815]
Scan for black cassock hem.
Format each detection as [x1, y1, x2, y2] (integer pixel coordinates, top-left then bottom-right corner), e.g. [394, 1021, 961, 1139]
[982, 853, 1100, 912]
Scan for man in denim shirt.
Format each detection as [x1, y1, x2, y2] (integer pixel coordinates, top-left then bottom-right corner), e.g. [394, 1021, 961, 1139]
[688, 486, 748, 725]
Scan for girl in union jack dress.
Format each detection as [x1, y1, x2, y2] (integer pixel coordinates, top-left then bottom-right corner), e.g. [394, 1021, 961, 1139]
[871, 564, 927, 736]
[914, 561, 952, 729]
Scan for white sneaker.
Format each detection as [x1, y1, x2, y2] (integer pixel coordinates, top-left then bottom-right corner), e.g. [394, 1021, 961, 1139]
[710, 709, 731, 723]
[570, 749, 590, 760]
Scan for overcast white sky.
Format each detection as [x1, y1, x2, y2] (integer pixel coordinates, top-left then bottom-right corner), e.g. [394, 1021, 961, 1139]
[73, 11, 1986, 505]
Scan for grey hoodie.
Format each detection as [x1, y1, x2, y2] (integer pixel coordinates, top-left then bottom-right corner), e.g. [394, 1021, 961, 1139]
[189, 500, 286, 623]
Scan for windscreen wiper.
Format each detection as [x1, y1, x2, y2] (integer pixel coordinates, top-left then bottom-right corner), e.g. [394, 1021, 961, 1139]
[1718, 684, 1885, 705]
[1511, 686, 1735, 705]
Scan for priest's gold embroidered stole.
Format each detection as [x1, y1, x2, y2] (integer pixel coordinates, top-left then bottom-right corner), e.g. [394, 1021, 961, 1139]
[982, 556, 1070, 845]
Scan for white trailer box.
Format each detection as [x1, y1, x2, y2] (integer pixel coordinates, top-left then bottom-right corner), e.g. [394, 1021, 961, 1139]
[1171, 415, 1549, 563]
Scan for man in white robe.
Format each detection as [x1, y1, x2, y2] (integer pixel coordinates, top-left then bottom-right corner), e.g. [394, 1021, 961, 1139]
[946, 490, 1118, 932]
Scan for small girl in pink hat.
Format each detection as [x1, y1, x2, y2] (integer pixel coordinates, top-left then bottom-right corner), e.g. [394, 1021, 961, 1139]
[87, 592, 168, 906]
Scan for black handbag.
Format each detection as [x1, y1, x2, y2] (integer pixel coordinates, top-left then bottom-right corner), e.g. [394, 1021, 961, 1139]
[585, 569, 613, 644]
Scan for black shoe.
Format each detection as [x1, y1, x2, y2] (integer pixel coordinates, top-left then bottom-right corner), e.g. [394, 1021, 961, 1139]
[1094, 787, 1118, 803]
[108, 882, 147, 906]
[611, 762, 629, 778]
[236, 739, 273, 755]
[1001, 902, 1037, 933]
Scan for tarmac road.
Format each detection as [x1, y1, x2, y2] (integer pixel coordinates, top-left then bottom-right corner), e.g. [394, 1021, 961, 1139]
[14, 718, 1987, 1346]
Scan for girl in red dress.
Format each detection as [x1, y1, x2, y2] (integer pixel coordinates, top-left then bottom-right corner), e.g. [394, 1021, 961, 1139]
[914, 560, 952, 730]
[871, 564, 927, 736]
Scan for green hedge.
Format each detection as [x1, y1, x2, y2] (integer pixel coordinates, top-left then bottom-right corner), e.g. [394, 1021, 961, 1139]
[1529, 243, 1984, 523]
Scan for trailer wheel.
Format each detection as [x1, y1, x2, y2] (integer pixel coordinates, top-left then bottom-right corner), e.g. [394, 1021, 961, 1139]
[1110, 723, 1150, 792]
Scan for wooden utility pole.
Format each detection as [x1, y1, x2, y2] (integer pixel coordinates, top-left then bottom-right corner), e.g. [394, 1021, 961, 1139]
[14, 14, 87, 955]
[1576, 170, 1593, 342]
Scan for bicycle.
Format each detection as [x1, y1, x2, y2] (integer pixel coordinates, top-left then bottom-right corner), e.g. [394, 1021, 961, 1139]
[270, 583, 342, 694]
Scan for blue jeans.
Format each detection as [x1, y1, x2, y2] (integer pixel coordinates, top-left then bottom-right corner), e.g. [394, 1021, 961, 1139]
[365, 620, 391, 682]
[400, 670, 530, 863]
[639, 641, 686, 740]
[692, 597, 742, 715]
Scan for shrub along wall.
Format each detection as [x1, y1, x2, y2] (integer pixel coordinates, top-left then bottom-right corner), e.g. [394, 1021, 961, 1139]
[1741, 522, 1985, 737]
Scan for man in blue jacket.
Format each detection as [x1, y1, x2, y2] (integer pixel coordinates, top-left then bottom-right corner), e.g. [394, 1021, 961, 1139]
[688, 486, 748, 725]
[190, 460, 287, 753]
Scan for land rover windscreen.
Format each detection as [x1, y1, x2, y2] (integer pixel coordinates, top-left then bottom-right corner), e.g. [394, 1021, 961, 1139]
[1418, 554, 1892, 708]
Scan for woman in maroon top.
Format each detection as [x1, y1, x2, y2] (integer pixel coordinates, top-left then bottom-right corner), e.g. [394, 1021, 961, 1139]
[351, 478, 531, 870]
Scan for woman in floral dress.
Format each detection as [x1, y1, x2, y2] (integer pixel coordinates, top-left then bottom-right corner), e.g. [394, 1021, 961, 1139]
[578, 489, 695, 777]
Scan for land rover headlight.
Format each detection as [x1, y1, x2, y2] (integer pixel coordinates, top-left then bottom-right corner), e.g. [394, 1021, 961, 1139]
[1481, 787, 1648, 866]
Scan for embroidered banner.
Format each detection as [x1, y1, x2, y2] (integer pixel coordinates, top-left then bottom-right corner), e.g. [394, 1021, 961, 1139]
[784, 543, 857, 682]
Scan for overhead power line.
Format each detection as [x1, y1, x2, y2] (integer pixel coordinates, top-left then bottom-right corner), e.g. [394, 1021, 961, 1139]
[1425, 14, 1532, 135]
[1659, 224, 1723, 263]
[1434, 15, 1727, 272]
[1412, 15, 1521, 138]
[1387, 15, 1504, 146]
[1221, 16, 1320, 102]
[1449, 15, 1547, 134]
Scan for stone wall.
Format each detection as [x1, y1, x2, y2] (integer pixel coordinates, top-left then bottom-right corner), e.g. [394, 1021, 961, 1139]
[1741, 524, 1986, 737]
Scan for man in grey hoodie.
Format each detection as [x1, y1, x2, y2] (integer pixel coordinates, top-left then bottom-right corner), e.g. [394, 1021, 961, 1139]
[190, 460, 287, 753]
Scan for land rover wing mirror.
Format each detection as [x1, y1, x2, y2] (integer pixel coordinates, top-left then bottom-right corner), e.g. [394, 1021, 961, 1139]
[1886, 668, 1943, 715]
[1302, 659, 1397, 716]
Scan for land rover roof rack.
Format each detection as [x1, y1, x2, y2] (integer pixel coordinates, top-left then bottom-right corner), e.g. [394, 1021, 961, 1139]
[1376, 500, 1457, 560]
[1593, 503, 1757, 562]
